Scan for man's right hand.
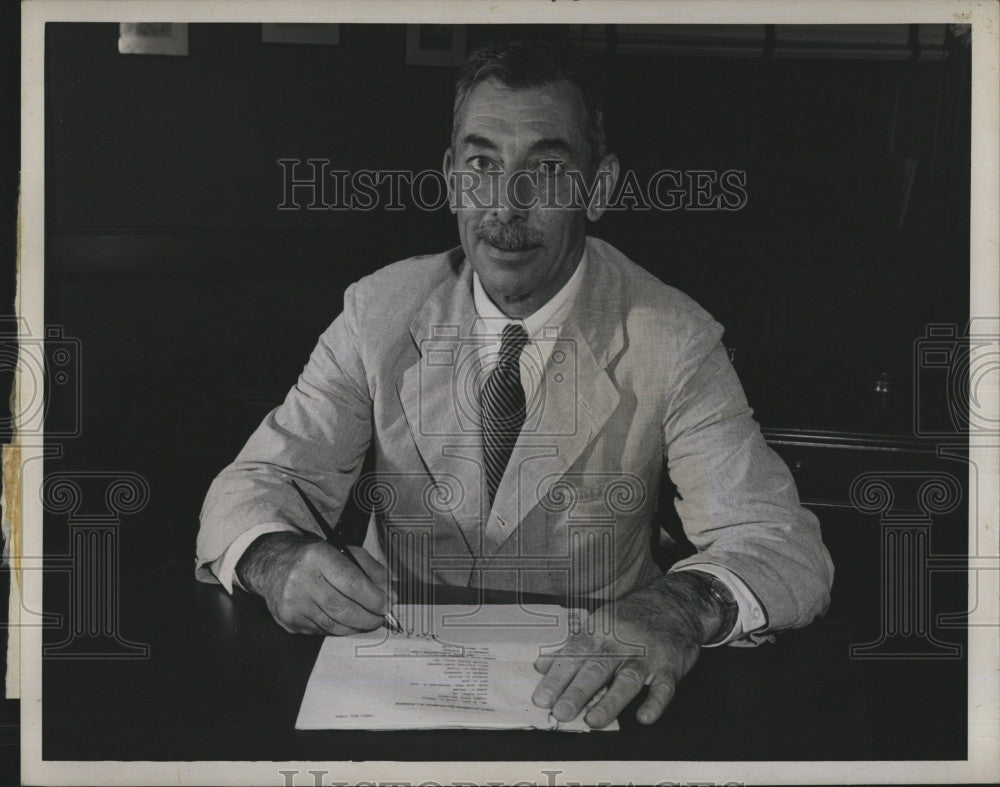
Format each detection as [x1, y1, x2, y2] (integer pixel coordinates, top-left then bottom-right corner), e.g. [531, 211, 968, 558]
[235, 531, 394, 636]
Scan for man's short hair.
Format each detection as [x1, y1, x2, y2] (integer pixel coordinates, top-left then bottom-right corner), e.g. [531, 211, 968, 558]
[452, 40, 607, 166]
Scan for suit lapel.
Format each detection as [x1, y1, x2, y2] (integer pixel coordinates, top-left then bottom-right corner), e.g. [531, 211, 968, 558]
[485, 240, 626, 553]
[397, 255, 489, 554]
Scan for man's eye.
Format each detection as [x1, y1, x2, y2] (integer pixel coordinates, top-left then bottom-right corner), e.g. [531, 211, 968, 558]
[469, 156, 499, 172]
[539, 160, 566, 175]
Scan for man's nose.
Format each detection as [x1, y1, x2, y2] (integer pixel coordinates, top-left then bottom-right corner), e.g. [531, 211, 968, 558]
[491, 168, 534, 223]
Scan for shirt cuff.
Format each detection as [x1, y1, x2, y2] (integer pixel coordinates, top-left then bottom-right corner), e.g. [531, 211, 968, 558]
[669, 563, 769, 647]
[210, 523, 303, 594]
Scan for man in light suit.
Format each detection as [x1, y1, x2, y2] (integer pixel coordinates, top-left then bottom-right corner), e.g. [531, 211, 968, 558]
[197, 40, 833, 728]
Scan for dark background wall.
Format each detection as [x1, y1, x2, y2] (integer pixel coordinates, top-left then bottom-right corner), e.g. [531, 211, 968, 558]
[42, 23, 971, 581]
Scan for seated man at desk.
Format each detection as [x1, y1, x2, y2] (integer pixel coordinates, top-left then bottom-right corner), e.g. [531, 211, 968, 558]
[196, 40, 833, 729]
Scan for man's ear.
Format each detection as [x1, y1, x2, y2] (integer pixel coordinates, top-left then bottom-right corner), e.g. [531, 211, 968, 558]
[585, 153, 620, 222]
[442, 147, 457, 215]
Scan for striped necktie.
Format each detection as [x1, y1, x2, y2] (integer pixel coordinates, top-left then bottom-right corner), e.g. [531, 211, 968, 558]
[481, 323, 530, 507]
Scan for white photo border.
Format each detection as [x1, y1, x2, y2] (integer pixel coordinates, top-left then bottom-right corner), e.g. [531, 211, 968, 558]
[16, 0, 1000, 785]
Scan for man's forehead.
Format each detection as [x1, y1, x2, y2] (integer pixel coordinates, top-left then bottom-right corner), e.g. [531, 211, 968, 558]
[455, 78, 587, 144]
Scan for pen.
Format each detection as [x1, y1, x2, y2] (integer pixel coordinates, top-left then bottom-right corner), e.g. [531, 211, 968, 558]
[289, 479, 402, 633]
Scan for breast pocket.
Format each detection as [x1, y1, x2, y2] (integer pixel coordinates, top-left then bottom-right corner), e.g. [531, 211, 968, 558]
[537, 462, 652, 558]
[542, 462, 652, 517]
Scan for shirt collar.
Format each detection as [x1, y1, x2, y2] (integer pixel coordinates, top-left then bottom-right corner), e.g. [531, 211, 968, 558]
[472, 248, 587, 340]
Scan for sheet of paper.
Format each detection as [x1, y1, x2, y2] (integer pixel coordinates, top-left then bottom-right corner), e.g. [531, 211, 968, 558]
[295, 604, 619, 732]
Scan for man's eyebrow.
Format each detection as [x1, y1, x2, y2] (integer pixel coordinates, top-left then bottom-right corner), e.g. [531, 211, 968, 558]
[462, 134, 498, 151]
[529, 137, 577, 159]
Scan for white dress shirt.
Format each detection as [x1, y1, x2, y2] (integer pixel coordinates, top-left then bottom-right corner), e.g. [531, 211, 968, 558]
[213, 248, 767, 645]
[471, 248, 586, 405]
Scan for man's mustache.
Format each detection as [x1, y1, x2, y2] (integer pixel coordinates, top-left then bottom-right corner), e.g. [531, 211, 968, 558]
[475, 221, 544, 251]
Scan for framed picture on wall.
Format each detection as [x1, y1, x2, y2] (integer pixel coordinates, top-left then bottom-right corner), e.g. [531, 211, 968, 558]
[261, 24, 341, 46]
[405, 24, 466, 67]
[117, 23, 189, 56]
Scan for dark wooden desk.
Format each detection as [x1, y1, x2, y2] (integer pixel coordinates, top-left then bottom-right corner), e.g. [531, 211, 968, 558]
[41, 560, 966, 763]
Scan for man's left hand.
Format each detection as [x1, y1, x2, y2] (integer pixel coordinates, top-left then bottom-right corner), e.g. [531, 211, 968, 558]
[531, 571, 725, 728]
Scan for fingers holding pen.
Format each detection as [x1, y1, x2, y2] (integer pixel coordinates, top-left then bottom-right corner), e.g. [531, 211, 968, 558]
[348, 545, 398, 608]
[239, 532, 396, 635]
[311, 545, 393, 630]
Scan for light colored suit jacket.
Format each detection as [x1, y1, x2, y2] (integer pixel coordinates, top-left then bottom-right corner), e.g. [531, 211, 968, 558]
[197, 237, 833, 633]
